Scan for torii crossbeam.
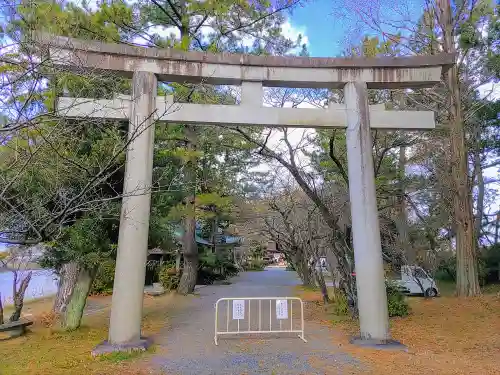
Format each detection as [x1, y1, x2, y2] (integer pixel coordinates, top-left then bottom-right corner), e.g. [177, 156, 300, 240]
[57, 93, 434, 129]
[39, 34, 454, 353]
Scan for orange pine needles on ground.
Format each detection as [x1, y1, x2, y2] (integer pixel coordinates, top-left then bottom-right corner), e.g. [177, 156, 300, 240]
[299, 287, 500, 375]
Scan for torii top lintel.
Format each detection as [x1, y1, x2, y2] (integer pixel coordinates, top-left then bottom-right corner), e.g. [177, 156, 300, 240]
[41, 35, 455, 89]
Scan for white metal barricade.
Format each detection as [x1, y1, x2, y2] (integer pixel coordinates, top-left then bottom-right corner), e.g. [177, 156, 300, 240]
[214, 297, 307, 345]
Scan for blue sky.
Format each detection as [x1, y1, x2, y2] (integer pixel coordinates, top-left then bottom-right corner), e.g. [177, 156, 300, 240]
[287, 1, 497, 99]
[0, 0, 498, 251]
[286, 0, 499, 224]
[288, 0, 345, 57]
[287, 0, 426, 57]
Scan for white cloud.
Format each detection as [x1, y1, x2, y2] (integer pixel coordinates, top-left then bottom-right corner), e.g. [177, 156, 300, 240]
[66, 3, 310, 53]
[131, 19, 310, 53]
[220, 20, 310, 51]
[280, 21, 309, 46]
[70, 0, 98, 11]
[131, 25, 181, 46]
[478, 82, 500, 100]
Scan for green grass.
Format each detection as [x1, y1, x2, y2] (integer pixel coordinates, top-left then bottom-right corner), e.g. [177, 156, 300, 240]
[437, 280, 500, 296]
[300, 284, 320, 291]
[437, 280, 456, 296]
[99, 347, 156, 363]
[482, 283, 500, 294]
[3, 296, 54, 315]
[0, 293, 176, 375]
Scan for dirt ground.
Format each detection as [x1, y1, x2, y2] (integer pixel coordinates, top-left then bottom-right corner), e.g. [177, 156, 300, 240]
[2, 276, 500, 375]
[297, 287, 500, 375]
[143, 269, 359, 375]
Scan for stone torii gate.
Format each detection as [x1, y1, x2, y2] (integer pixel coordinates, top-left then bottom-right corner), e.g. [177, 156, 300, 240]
[42, 35, 454, 352]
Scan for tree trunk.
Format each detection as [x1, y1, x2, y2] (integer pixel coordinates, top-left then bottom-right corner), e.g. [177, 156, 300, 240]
[178, 252, 198, 294]
[290, 258, 302, 280]
[291, 251, 303, 280]
[331, 242, 358, 316]
[53, 261, 80, 315]
[301, 255, 313, 286]
[178, 125, 198, 295]
[313, 265, 330, 304]
[61, 267, 96, 331]
[473, 144, 485, 245]
[451, 84, 481, 297]
[495, 212, 499, 244]
[438, 0, 480, 297]
[324, 248, 341, 289]
[302, 272, 314, 287]
[293, 251, 303, 283]
[302, 265, 314, 288]
[10, 271, 32, 322]
[212, 213, 223, 274]
[175, 250, 181, 275]
[176, 5, 199, 293]
[0, 292, 4, 325]
[395, 95, 413, 264]
[293, 248, 314, 287]
[396, 146, 414, 264]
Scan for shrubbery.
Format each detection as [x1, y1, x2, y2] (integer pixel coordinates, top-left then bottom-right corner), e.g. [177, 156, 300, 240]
[158, 264, 180, 291]
[242, 244, 266, 271]
[331, 281, 409, 318]
[197, 251, 239, 284]
[90, 259, 115, 295]
[332, 292, 350, 316]
[386, 281, 410, 317]
[224, 262, 239, 277]
[244, 258, 265, 271]
[197, 267, 225, 285]
[436, 244, 500, 285]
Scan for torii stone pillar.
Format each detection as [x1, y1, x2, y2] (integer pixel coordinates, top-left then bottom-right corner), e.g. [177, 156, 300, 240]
[41, 34, 454, 352]
[107, 71, 157, 350]
[344, 82, 389, 342]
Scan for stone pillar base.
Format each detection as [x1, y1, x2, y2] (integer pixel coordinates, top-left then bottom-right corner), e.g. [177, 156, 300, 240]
[349, 337, 407, 351]
[91, 337, 153, 357]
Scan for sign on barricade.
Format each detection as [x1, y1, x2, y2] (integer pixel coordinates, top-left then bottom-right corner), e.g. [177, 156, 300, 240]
[214, 297, 307, 345]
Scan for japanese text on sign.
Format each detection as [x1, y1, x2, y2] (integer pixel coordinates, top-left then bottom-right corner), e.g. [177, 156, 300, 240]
[232, 300, 245, 320]
[276, 299, 288, 319]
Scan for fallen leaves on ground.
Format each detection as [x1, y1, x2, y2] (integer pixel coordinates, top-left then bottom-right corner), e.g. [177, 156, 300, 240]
[0, 293, 178, 375]
[297, 287, 500, 375]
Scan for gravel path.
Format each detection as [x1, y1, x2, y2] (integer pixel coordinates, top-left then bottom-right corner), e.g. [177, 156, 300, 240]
[148, 268, 359, 375]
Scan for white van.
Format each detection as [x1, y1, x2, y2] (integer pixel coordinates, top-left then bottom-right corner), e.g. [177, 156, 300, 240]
[393, 265, 439, 297]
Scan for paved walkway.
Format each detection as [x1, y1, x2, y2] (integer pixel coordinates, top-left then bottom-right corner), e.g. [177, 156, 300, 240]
[148, 269, 359, 375]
